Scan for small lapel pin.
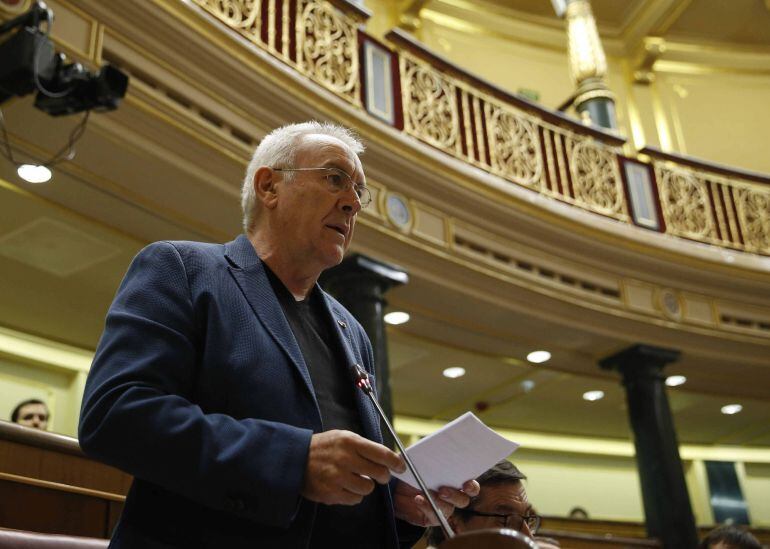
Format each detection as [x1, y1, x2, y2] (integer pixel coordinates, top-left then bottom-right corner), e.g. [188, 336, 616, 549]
[337, 319, 347, 329]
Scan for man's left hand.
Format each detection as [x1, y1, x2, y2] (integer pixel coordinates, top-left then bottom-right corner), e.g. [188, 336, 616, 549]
[393, 479, 480, 527]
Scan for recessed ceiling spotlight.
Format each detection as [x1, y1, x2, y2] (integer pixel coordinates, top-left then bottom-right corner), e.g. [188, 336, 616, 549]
[17, 164, 52, 183]
[443, 367, 466, 379]
[721, 404, 743, 415]
[665, 375, 687, 387]
[526, 350, 551, 364]
[582, 390, 604, 402]
[384, 311, 410, 325]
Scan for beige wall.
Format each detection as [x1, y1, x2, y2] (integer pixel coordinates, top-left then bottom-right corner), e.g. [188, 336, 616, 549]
[418, 19, 575, 111]
[650, 70, 770, 173]
[744, 462, 770, 527]
[513, 448, 645, 521]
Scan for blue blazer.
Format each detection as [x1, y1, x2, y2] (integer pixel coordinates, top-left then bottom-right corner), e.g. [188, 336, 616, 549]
[79, 235, 419, 548]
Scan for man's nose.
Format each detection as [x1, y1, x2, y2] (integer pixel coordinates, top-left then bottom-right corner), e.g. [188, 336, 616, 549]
[339, 185, 362, 214]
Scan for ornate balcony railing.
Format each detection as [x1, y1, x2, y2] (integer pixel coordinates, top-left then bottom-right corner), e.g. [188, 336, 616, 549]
[193, 0, 365, 105]
[188, 0, 770, 256]
[395, 33, 629, 223]
[642, 148, 770, 255]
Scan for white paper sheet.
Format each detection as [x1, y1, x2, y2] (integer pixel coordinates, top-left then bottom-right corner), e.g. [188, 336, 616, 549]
[393, 411, 520, 491]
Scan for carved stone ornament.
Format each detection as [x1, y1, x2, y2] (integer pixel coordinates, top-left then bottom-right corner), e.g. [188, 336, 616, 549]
[657, 288, 683, 322]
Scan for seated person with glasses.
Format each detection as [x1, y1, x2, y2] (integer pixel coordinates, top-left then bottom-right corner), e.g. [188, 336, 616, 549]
[427, 460, 560, 548]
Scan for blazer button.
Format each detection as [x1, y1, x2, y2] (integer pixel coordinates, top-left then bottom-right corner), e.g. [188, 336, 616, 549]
[337, 319, 347, 329]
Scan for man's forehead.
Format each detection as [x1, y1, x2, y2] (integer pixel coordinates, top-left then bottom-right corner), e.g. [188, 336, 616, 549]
[298, 133, 356, 159]
[477, 481, 529, 507]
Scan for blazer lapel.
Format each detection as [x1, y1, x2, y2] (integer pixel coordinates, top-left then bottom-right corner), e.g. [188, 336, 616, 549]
[321, 292, 384, 444]
[224, 235, 317, 404]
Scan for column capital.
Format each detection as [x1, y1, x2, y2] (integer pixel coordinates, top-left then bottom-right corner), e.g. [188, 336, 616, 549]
[599, 344, 680, 375]
[321, 253, 408, 297]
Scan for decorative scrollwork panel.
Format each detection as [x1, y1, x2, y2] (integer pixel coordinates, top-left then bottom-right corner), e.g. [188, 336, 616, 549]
[485, 104, 542, 188]
[657, 166, 716, 241]
[569, 139, 626, 219]
[401, 56, 459, 153]
[297, 0, 360, 104]
[735, 187, 770, 253]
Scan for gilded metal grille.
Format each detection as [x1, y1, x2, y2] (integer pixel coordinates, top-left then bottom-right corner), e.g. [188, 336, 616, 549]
[399, 51, 627, 221]
[191, 0, 361, 104]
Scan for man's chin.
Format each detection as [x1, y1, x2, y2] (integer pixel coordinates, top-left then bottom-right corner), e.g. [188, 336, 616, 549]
[320, 247, 346, 270]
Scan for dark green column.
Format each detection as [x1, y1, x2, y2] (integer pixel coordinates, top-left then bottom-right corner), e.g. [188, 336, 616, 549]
[600, 344, 698, 549]
[575, 86, 617, 129]
[320, 254, 408, 447]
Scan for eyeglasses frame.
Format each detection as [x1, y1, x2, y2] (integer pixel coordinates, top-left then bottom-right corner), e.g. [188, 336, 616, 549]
[271, 166, 371, 208]
[460, 508, 541, 533]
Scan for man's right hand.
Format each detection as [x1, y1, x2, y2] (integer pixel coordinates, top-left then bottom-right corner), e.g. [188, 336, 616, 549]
[302, 430, 406, 505]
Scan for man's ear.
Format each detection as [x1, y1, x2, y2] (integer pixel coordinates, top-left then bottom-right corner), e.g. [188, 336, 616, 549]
[254, 166, 279, 209]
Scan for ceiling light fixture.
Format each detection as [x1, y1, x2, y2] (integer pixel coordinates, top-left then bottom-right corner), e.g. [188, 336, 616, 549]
[384, 311, 410, 325]
[526, 350, 551, 364]
[442, 367, 465, 379]
[721, 404, 743, 415]
[17, 164, 52, 183]
[665, 375, 687, 387]
[583, 390, 604, 402]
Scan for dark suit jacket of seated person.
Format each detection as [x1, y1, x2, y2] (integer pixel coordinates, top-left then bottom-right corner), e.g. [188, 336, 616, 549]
[79, 122, 479, 548]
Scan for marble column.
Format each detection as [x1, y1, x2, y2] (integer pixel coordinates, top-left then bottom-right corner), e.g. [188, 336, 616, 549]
[320, 254, 408, 446]
[600, 344, 698, 548]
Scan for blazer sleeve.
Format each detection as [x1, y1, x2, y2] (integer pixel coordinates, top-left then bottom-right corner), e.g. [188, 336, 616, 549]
[78, 241, 312, 528]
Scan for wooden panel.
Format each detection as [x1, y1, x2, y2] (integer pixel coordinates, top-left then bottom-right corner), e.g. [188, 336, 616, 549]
[0, 479, 110, 537]
[538, 530, 660, 548]
[541, 517, 647, 538]
[0, 439, 131, 495]
[0, 421, 130, 538]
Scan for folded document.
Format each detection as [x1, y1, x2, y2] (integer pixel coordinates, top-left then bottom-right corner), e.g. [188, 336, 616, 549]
[393, 411, 519, 491]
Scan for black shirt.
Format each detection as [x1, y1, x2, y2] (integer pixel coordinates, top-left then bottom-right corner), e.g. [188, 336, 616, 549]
[264, 265, 386, 548]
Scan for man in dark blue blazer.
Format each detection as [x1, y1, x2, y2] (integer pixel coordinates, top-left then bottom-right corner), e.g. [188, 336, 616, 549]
[79, 122, 478, 548]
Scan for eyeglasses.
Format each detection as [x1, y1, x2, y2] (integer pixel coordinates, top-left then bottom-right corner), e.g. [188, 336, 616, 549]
[272, 167, 372, 208]
[462, 509, 541, 533]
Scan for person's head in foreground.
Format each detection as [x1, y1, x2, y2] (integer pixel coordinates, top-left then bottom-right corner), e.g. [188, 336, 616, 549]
[11, 399, 49, 431]
[699, 525, 761, 549]
[428, 461, 550, 546]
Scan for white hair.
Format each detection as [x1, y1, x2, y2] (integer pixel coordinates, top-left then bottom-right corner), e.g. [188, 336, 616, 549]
[241, 121, 365, 232]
